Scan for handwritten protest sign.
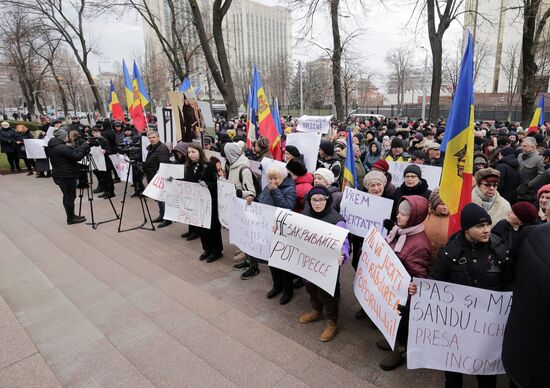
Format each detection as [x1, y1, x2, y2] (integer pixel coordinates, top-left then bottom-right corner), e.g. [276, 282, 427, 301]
[217, 180, 235, 229]
[23, 139, 46, 159]
[354, 227, 410, 349]
[157, 163, 185, 179]
[142, 163, 185, 201]
[229, 198, 276, 260]
[164, 180, 212, 228]
[387, 161, 442, 190]
[407, 278, 512, 375]
[43, 126, 55, 143]
[109, 154, 132, 183]
[285, 132, 322, 172]
[269, 209, 348, 296]
[296, 115, 332, 134]
[260, 158, 287, 188]
[90, 146, 107, 171]
[340, 187, 393, 237]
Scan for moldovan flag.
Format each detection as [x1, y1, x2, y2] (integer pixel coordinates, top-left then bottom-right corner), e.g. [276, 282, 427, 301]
[342, 127, 358, 190]
[133, 61, 150, 108]
[528, 96, 544, 134]
[252, 66, 282, 160]
[246, 84, 257, 149]
[108, 81, 125, 122]
[440, 32, 475, 236]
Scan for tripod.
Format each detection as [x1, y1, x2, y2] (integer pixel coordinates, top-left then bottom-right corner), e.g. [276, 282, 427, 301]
[117, 157, 155, 233]
[77, 153, 120, 229]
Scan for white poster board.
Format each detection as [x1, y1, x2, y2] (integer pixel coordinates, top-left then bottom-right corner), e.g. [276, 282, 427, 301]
[296, 115, 332, 134]
[109, 154, 132, 183]
[340, 187, 393, 237]
[142, 163, 185, 201]
[354, 227, 410, 349]
[89, 146, 106, 171]
[387, 161, 442, 190]
[407, 278, 512, 375]
[260, 158, 287, 188]
[43, 126, 55, 143]
[163, 180, 212, 228]
[268, 209, 348, 296]
[249, 160, 261, 176]
[23, 139, 46, 159]
[141, 135, 150, 162]
[229, 198, 276, 260]
[217, 180, 235, 229]
[285, 132, 322, 172]
[198, 101, 214, 130]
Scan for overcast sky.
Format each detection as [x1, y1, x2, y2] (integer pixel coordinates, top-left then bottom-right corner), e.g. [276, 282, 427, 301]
[88, 0, 464, 88]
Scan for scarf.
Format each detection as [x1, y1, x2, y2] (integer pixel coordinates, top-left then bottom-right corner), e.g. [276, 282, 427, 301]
[474, 186, 496, 211]
[385, 223, 425, 253]
[539, 207, 547, 222]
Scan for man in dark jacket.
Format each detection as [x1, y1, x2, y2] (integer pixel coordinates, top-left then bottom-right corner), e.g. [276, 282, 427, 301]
[48, 128, 90, 224]
[502, 219, 550, 388]
[517, 137, 545, 202]
[91, 127, 115, 199]
[317, 141, 341, 180]
[143, 130, 171, 227]
[494, 146, 520, 204]
[0, 121, 20, 171]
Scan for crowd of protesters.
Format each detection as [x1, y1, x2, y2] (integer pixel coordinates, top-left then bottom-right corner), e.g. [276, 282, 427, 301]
[2, 112, 550, 388]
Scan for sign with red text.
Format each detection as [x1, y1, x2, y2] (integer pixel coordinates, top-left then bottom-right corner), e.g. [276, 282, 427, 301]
[354, 226, 410, 349]
[163, 180, 212, 228]
[407, 278, 512, 375]
[340, 187, 393, 237]
[109, 154, 132, 183]
[142, 163, 185, 201]
[268, 209, 348, 296]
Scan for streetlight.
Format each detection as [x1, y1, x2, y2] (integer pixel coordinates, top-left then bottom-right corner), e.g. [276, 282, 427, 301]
[419, 46, 429, 121]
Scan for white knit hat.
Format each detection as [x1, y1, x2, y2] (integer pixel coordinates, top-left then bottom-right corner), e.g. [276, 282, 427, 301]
[314, 168, 335, 186]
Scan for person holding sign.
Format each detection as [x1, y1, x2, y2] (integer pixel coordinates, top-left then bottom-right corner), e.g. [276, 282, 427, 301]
[143, 131, 171, 227]
[409, 203, 512, 387]
[298, 186, 350, 342]
[182, 144, 223, 263]
[377, 195, 431, 371]
[15, 124, 35, 175]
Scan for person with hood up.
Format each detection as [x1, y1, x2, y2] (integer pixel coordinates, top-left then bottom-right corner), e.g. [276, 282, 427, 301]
[254, 136, 273, 162]
[390, 164, 431, 221]
[537, 184, 550, 222]
[317, 141, 341, 180]
[363, 141, 382, 171]
[261, 164, 297, 304]
[298, 186, 350, 342]
[471, 168, 511, 226]
[494, 146, 520, 204]
[492, 201, 540, 251]
[423, 188, 450, 261]
[377, 195, 431, 370]
[286, 159, 313, 213]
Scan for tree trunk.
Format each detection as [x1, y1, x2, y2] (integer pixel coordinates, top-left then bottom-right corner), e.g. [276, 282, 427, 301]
[49, 63, 69, 117]
[521, 0, 541, 126]
[429, 39, 443, 122]
[330, 0, 344, 120]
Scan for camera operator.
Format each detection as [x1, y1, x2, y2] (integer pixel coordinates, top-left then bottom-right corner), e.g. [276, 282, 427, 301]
[47, 128, 90, 224]
[90, 126, 116, 199]
[143, 130, 171, 227]
[119, 127, 145, 197]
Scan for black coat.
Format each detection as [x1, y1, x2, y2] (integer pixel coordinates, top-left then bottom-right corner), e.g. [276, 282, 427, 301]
[502, 223, 550, 388]
[14, 131, 33, 158]
[391, 178, 431, 221]
[101, 128, 117, 155]
[429, 232, 513, 291]
[491, 219, 540, 252]
[143, 142, 170, 181]
[183, 160, 219, 219]
[47, 137, 90, 179]
[0, 127, 17, 153]
[495, 154, 520, 204]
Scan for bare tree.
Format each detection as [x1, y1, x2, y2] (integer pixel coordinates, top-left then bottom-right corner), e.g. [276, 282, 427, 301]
[501, 43, 521, 121]
[342, 55, 361, 115]
[386, 45, 413, 114]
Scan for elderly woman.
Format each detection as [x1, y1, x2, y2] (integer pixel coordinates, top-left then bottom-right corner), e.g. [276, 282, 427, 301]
[262, 164, 297, 304]
[298, 186, 350, 342]
[536, 184, 550, 222]
[492, 202, 540, 251]
[471, 168, 511, 226]
[423, 188, 450, 261]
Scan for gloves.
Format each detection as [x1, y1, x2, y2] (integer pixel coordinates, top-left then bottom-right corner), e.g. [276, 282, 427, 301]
[198, 180, 207, 187]
[383, 218, 395, 232]
[236, 189, 243, 198]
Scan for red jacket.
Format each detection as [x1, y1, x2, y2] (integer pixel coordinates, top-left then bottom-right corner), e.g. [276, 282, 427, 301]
[294, 173, 313, 213]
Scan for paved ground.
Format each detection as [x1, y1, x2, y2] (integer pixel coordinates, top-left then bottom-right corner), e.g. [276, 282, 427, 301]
[0, 173, 507, 387]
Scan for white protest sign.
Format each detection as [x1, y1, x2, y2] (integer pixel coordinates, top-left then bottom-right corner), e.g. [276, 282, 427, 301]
[142, 163, 185, 201]
[89, 146, 107, 171]
[296, 115, 332, 134]
[141, 135, 150, 161]
[260, 158, 287, 188]
[217, 180, 235, 229]
[387, 161, 442, 190]
[23, 139, 46, 159]
[43, 126, 55, 143]
[109, 154, 132, 183]
[229, 198, 276, 260]
[286, 132, 322, 172]
[407, 278, 512, 375]
[164, 180, 212, 228]
[268, 209, 348, 296]
[354, 227, 410, 349]
[340, 187, 393, 237]
[157, 163, 185, 179]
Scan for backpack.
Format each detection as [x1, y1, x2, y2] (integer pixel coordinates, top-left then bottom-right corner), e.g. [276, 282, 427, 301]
[238, 166, 261, 198]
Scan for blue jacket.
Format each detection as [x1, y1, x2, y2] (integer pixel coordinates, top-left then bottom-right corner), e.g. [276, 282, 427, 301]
[259, 175, 296, 210]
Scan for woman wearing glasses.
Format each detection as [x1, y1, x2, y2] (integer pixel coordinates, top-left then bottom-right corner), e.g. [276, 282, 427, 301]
[471, 168, 511, 226]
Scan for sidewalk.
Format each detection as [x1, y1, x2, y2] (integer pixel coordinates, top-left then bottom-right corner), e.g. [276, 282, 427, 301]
[0, 174, 449, 387]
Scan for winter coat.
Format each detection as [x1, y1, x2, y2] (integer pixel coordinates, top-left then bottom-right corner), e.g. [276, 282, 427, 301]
[328, 184, 343, 212]
[0, 126, 17, 153]
[502, 223, 550, 388]
[258, 175, 296, 209]
[471, 188, 511, 226]
[391, 178, 431, 221]
[317, 156, 341, 180]
[363, 141, 382, 170]
[495, 154, 520, 204]
[355, 158, 366, 190]
[383, 172, 397, 199]
[226, 154, 256, 199]
[184, 160, 220, 220]
[14, 130, 34, 158]
[293, 173, 313, 213]
[143, 142, 170, 181]
[47, 137, 90, 179]
[423, 211, 450, 262]
[385, 152, 410, 162]
[388, 195, 432, 278]
[429, 232, 512, 291]
[517, 151, 545, 202]
[491, 219, 540, 252]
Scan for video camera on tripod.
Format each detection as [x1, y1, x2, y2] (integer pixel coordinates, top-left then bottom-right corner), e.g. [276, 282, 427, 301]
[76, 134, 101, 148]
[118, 138, 142, 162]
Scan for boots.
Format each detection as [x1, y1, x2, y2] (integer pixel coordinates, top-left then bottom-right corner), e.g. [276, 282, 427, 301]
[379, 343, 406, 371]
[298, 310, 323, 324]
[320, 320, 338, 342]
